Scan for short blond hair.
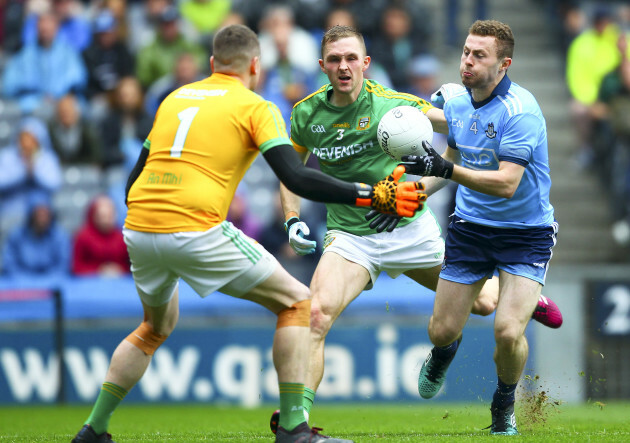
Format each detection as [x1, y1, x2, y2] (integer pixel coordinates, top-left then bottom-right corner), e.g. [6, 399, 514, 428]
[468, 20, 514, 59]
[320, 25, 366, 58]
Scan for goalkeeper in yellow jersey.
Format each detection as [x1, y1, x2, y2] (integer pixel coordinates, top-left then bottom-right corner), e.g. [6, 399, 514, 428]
[71, 24, 424, 443]
[270, 25, 563, 433]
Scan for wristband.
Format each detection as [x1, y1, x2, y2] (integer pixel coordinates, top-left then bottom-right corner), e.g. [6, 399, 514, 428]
[284, 216, 300, 232]
[285, 211, 299, 221]
[354, 182, 373, 207]
[443, 161, 454, 179]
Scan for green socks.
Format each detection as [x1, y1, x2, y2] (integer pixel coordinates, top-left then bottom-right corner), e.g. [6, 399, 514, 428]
[85, 382, 128, 434]
[303, 387, 316, 416]
[278, 383, 305, 431]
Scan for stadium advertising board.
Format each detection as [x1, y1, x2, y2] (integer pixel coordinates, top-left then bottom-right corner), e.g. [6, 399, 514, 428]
[591, 281, 630, 336]
[0, 324, 499, 405]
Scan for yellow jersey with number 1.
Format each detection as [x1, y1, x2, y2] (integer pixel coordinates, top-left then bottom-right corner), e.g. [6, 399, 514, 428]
[125, 73, 290, 233]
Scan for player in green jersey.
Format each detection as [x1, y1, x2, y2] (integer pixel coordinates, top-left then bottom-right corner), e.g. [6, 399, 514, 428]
[270, 25, 563, 432]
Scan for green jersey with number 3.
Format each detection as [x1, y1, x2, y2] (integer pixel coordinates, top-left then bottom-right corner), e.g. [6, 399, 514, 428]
[290, 79, 433, 235]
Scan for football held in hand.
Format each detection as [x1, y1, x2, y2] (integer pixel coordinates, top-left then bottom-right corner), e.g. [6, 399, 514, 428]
[377, 106, 434, 161]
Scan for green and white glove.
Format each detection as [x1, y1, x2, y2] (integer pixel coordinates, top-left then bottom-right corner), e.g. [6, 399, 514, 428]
[284, 217, 316, 255]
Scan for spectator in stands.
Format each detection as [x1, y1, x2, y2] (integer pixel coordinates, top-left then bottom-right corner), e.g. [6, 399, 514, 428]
[566, 6, 625, 168]
[126, 0, 168, 53]
[226, 185, 263, 241]
[553, 1, 586, 55]
[258, 4, 319, 78]
[370, 2, 431, 92]
[82, 8, 135, 123]
[407, 54, 441, 101]
[2, 10, 87, 118]
[0, 117, 62, 236]
[100, 76, 153, 171]
[596, 32, 630, 243]
[144, 51, 204, 116]
[135, 5, 206, 89]
[444, 0, 486, 48]
[127, 0, 198, 54]
[102, 0, 130, 42]
[288, 0, 386, 44]
[72, 194, 130, 277]
[0, 0, 25, 55]
[21, 0, 92, 52]
[179, 0, 231, 37]
[48, 94, 102, 166]
[257, 4, 318, 127]
[1, 192, 70, 281]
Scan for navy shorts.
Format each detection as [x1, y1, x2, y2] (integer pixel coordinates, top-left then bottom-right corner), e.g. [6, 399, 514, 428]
[440, 216, 558, 285]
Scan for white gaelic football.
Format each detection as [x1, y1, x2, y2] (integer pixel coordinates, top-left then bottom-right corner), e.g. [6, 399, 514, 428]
[377, 106, 434, 161]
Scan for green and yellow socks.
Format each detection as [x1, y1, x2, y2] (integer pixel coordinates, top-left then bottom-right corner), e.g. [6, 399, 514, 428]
[278, 382, 307, 431]
[85, 382, 128, 435]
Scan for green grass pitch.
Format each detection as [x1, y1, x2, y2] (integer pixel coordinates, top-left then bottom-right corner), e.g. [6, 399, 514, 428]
[1, 401, 629, 442]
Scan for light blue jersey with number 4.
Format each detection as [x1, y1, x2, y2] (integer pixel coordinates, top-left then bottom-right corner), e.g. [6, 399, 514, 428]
[444, 76, 554, 228]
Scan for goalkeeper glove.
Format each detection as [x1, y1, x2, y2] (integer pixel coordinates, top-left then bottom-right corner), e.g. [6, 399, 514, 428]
[354, 166, 426, 217]
[430, 83, 466, 108]
[284, 216, 316, 255]
[365, 176, 427, 232]
[365, 210, 401, 233]
[400, 141, 454, 179]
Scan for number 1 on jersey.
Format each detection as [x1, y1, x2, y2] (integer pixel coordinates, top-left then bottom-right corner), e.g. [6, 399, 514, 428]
[171, 107, 199, 157]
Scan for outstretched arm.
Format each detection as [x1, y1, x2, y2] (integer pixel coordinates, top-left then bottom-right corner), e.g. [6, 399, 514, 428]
[264, 144, 422, 216]
[425, 107, 448, 135]
[264, 144, 359, 204]
[402, 142, 525, 199]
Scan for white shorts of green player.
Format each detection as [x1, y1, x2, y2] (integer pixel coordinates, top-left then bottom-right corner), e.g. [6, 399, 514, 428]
[323, 210, 444, 290]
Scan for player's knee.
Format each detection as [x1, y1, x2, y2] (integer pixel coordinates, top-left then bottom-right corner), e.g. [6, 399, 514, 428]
[125, 321, 169, 355]
[309, 299, 334, 339]
[428, 317, 460, 347]
[276, 299, 311, 329]
[471, 296, 496, 316]
[494, 321, 522, 349]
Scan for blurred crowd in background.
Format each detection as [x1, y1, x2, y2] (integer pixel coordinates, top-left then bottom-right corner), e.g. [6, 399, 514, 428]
[558, 1, 630, 247]
[0, 0, 629, 284]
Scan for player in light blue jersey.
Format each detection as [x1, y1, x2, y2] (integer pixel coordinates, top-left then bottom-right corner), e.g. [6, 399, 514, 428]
[403, 20, 559, 435]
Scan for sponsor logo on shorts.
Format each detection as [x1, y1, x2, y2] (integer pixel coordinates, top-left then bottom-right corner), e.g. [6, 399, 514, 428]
[323, 236, 336, 249]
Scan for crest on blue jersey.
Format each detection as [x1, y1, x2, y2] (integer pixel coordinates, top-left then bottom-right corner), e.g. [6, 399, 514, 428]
[485, 123, 497, 139]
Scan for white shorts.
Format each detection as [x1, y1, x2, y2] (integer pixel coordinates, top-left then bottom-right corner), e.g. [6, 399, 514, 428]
[123, 221, 278, 307]
[322, 210, 445, 290]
